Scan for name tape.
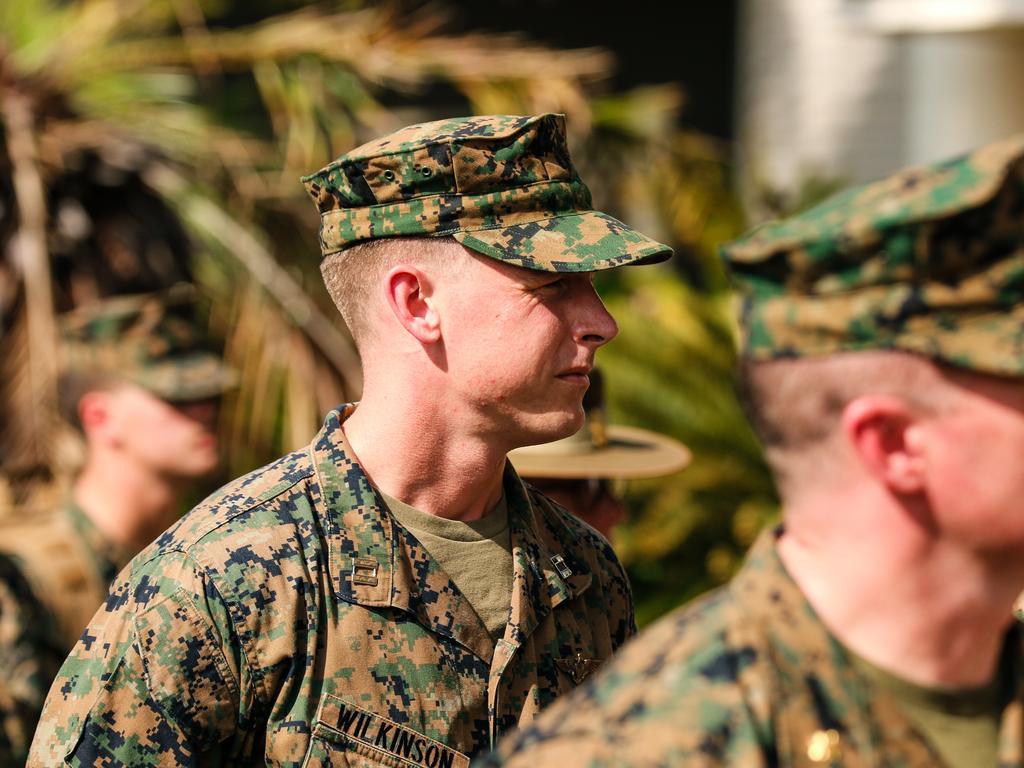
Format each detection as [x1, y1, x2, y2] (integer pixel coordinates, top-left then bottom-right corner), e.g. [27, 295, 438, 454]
[320, 696, 470, 768]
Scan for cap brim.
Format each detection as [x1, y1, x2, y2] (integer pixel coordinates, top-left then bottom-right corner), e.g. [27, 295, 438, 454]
[135, 353, 239, 402]
[452, 211, 673, 273]
[740, 283, 1024, 377]
[508, 425, 691, 479]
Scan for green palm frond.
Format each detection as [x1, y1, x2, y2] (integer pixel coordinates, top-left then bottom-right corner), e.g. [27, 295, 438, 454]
[598, 270, 778, 623]
[582, 92, 779, 622]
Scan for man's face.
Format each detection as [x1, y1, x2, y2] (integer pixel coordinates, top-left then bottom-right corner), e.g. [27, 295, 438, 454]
[923, 370, 1024, 553]
[102, 384, 220, 479]
[437, 253, 619, 448]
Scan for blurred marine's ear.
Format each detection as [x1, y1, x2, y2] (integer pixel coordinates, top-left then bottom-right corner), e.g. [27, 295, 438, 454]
[841, 395, 927, 495]
[77, 389, 113, 442]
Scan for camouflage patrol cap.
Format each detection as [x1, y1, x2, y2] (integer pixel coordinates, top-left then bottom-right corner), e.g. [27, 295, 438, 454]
[302, 113, 673, 271]
[59, 286, 237, 401]
[723, 133, 1024, 376]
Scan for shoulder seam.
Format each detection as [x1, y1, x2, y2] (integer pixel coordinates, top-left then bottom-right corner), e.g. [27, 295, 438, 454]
[143, 549, 264, 710]
[143, 465, 316, 562]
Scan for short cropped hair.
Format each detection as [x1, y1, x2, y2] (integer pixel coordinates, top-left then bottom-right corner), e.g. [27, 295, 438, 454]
[738, 351, 947, 480]
[320, 237, 462, 349]
[57, 372, 116, 433]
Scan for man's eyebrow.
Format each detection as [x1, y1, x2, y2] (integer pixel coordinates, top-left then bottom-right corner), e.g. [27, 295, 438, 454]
[516, 270, 560, 286]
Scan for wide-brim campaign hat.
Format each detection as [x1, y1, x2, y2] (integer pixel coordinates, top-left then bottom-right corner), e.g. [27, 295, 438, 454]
[508, 421, 691, 480]
[302, 113, 673, 272]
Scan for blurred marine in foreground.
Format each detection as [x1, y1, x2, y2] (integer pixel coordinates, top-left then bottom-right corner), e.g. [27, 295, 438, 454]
[0, 288, 234, 764]
[488, 135, 1024, 767]
[30, 114, 671, 765]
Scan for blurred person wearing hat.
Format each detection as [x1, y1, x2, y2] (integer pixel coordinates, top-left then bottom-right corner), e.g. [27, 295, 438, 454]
[0, 287, 234, 764]
[509, 369, 689, 539]
[31, 114, 672, 766]
[487, 136, 1024, 767]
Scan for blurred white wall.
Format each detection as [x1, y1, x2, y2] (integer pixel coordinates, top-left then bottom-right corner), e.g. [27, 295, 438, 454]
[737, 0, 1024, 213]
[904, 30, 1024, 165]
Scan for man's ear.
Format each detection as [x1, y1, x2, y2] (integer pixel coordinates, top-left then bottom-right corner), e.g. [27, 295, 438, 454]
[384, 265, 442, 345]
[78, 390, 116, 445]
[841, 395, 927, 494]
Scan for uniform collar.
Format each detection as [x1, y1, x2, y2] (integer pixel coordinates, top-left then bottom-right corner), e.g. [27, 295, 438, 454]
[733, 526, 1024, 767]
[503, 468, 592, 646]
[63, 500, 134, 582]
[309, 405, 592, 665]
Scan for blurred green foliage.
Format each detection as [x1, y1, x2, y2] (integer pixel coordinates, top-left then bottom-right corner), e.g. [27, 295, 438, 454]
[600, 268, 778, 625]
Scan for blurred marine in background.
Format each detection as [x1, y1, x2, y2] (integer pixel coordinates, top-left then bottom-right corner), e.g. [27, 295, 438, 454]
[0, 287, 234, 764]
[30, 113, 672, 765]
[488, 135, 1024, 767]
[509, 368, 689, 539]
[0, 552, 61, 767]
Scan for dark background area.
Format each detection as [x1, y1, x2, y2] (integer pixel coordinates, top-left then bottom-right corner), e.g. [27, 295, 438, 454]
[465, 0, 737, 140]
[217, 0, 738, 140]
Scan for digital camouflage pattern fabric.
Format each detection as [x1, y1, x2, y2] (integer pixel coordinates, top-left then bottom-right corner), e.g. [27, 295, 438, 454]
[485, 528, 1024, 768]
[302, 113, 673, 272]
[0, 553, 64, 766]
[59, 285, 237, 402]
[723, 133, 1024, 376]
[0, 503, 131, 766]
[29, 406, 635, 766]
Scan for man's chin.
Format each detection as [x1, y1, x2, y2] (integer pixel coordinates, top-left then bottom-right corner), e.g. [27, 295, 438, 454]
[514, 412, 584, 447]
[169, 454, 220, 480]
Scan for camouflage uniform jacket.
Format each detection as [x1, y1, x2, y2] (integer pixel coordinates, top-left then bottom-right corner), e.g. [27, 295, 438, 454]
[486, 527, 1024, 768]
[30, 406, 636, 767]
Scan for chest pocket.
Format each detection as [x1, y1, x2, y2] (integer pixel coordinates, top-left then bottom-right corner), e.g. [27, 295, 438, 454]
[302, 694, 470, 768]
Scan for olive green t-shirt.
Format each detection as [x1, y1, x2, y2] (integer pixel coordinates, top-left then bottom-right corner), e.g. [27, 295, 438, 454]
[851, 652, 1004, 768]
[382, 492, 514, 644]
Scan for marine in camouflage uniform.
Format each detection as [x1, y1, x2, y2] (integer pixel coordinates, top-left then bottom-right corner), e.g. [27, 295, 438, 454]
[486, 134, 1024, 767]
[0, 289, 234, 765]
[29, 114, 672, 766]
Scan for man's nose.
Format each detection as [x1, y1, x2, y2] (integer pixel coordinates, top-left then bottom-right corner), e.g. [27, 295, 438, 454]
[176, 398, 219, 427]
[575, 281, 619, 348]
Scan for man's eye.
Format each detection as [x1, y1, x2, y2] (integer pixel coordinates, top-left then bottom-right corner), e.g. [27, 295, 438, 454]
[534, 279, 567, 295]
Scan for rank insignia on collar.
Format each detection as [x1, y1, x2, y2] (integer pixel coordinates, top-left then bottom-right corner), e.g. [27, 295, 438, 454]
[352, 557, 379, 586]
[550, 554, 573, 579]
[555, 653, 602, 684]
